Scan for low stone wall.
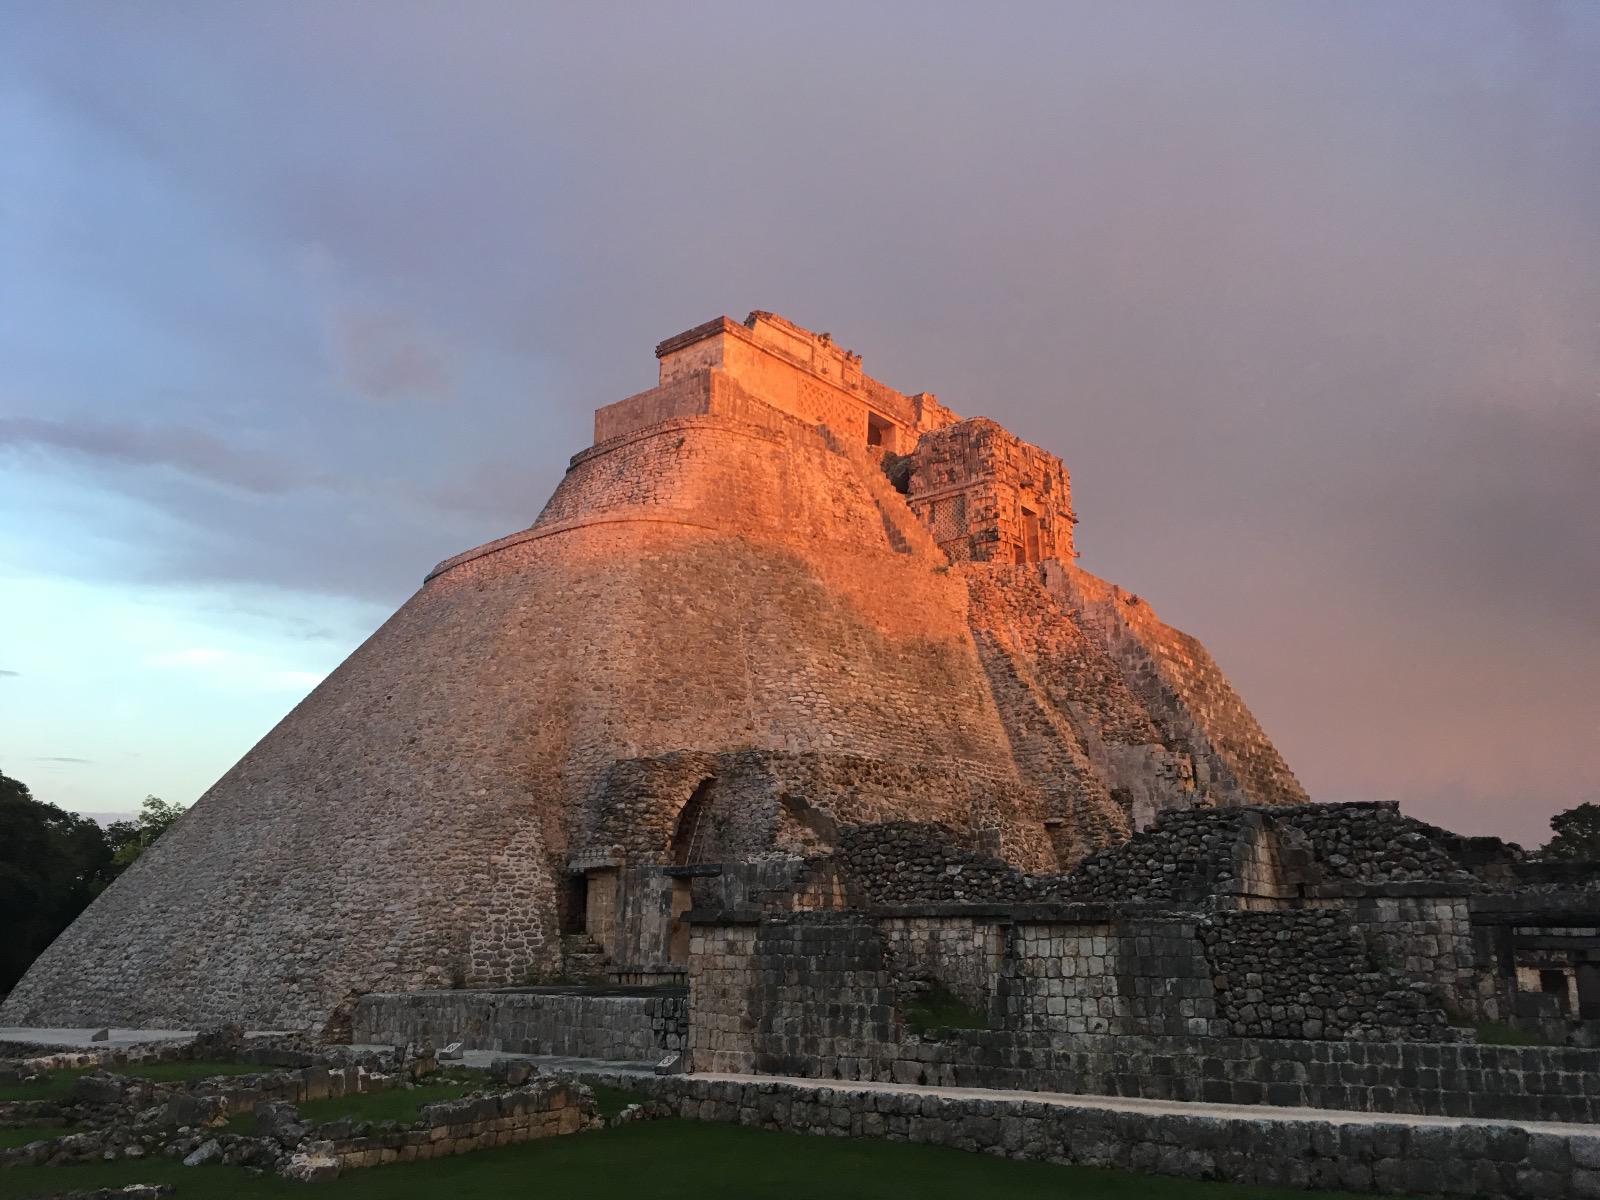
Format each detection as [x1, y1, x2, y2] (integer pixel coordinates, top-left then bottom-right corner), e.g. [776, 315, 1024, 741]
[353, 990, 686, 1061]
[885, 1031, 1600, 1125]
[690, 918, 1600, 1124]
[574, 1071, 1600, 1199]
[284, 1079, 591, 1179]
[702, 1019, 1600, 1125]
[0, 1062, 410, 1167]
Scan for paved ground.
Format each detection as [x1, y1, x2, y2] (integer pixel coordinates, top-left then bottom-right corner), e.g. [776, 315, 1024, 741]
[684, 1071, 1600, 1139]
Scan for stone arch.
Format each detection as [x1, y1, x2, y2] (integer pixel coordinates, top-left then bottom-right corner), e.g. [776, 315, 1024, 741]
[669, 777, 717, 866]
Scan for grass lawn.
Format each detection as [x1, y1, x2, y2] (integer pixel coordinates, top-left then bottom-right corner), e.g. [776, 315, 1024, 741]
[0, 1061, 261, 1103]
[591, 1084, 650, 1119]
[221, 1079, 486, 1135]
[0, 1118, 1372, 1200]
[220, 1077, 646, 1134]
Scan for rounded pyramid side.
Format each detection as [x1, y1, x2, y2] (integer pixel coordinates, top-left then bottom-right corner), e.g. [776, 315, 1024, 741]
[0, 409, 1026, 1032]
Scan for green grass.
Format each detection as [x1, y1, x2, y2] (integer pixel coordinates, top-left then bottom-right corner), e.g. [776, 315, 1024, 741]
[0, 1127, 81, 1150]
[590, 1085, 649, 1119]
[901, 984, 989, 1036]
[1473, 1021, 1547, 1046]
[0, 1074, 85, 1103]
[112, 1060, 263, 1083]
[0, 1060, 261, 1103]
[0, 1119, 1375, 1200]
[222, 1079, 483, 1134]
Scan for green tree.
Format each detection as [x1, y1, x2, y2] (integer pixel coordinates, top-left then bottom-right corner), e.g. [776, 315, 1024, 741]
[104, 794, 187, 870]
[0, 770, 113, 992]
[1543, 802, 1600, 860]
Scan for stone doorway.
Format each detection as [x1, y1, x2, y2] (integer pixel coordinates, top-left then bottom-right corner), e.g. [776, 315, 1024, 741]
[669, 778, 716, 866]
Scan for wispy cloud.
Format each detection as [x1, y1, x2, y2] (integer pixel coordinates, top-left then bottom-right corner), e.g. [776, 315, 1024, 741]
[33, 756, 92, 764]
[0, 417, 319, 495]
[0, 669, 19, 678]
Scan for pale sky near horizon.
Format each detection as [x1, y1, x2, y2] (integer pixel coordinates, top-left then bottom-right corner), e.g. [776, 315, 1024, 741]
[1, 1, 1596, 846]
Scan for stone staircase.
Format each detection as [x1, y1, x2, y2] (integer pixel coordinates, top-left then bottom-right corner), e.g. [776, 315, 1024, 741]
[816, 426, 945, 559]
[559, 935, 613, 986]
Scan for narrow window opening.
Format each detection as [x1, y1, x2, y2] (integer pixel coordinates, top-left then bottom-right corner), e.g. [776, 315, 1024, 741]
[561, 873, 588, 935]
[866, 412, 896, 452]
[1020, 506, 1041, 563]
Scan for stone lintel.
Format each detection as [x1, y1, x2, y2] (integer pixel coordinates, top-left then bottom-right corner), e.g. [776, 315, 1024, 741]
[683, 907, 764, 925]
[662, 864, 723, 878]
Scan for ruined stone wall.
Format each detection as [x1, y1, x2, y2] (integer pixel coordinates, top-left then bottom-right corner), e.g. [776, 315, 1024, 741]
[609, 1071, 1600, 1197]
[1004, 917, 1217, 1037]
[881, 915, 1006, 1012]
[1340, 892, 1485, 1017]
[1285, 801, 1485, 884]
[824, 821, 1050, 907]
[583, 752, 1050, 874]
[313, 1079, 589, 1173]
[351, 991, 686, 1061]
[687, 909, 1227, 1077]
[1201, 910, 1459, 1041]
[686, 911, 1600, 1124]
[1066, 807, 1269, 904]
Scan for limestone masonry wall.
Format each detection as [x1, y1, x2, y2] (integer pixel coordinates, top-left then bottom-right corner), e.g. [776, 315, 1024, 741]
[1201, 910, 1459, 1041]
[687, 911, 1600, 1124]
[2, 310, 1315, 1031]
[909, 418, 1076, 564]
[303, 1078, 589, 1176]
[351, 991, 685, 1061]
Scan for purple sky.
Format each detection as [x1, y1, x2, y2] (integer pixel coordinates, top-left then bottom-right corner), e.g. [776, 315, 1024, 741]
[1, 2, 1596, 846]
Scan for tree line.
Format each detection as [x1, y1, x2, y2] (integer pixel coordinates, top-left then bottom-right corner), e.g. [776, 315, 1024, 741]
[0, 769, 186, 993]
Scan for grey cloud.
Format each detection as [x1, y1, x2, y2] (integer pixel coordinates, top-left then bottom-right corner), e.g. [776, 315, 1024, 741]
[1366, 402, 1600, 630]
[0, 417, 321, 496]
[327, 306, 454, 403]
[1, 1, 1596, 845]
[33, 756, 91, 765]
[0, 669, 18, 677]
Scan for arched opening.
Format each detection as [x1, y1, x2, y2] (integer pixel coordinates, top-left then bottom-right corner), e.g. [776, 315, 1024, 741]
[669, 778, 716, 866]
